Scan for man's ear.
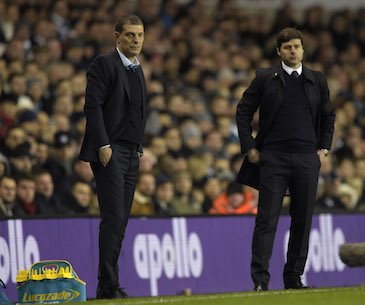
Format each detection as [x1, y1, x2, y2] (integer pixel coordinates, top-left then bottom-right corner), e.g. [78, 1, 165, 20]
[276, 47, 280, 57]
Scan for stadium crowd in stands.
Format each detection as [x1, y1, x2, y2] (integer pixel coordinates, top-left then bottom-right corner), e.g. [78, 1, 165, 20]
[1, 0, 365, 218]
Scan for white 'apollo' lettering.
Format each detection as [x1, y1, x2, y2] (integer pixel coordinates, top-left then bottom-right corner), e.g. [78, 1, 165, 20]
[283, 214, 346, 284]
[0, 220, 40, 284]
[0, 237, 10, 283]
[162, 234, 175, 279]
[133, 218, 203, 296]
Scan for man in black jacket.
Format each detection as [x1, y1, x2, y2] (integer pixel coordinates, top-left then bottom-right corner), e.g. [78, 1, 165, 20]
[236, 28, 335, 291]
[79, 14, 146, 299]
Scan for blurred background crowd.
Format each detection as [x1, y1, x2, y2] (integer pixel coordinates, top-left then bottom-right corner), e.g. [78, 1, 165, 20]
[1, 0, 365, 218]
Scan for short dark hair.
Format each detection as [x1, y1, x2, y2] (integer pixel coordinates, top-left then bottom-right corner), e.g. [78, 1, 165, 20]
[276, 27, 304, 49]
[115, 14, 144, 33]
[16, 173, 35, 186]
[33, 168, 51, 178]
[227, 182, 243, 196]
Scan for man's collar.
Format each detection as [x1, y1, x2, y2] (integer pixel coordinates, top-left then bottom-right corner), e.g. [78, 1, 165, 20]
[116, 47, 140, 68]
[281, 61, 302, 76]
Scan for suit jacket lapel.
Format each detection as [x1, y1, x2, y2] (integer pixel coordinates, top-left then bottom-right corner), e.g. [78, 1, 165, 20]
[113, 50, 146, 114]
[269, 63, 285, 122]
[274, 62, 286, 87]
[113, 50, 132, 103]
[256, 64, 284, 145]
[302, 65, 317, 125]
[136, 66, 146, 116]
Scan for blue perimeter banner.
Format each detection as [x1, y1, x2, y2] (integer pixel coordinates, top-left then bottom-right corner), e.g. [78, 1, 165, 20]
[0, 214, 365, 301]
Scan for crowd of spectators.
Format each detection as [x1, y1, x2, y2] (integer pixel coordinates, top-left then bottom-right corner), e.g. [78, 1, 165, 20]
[1, 0, 365, 218]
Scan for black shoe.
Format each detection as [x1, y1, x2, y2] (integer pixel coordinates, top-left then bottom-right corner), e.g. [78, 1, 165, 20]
[111, 288, 129, 299]
[284, 278, 310, 289]
[253, 283, 268, 291]
[96, 287, 129, 299]
[96, 286, 104, 299]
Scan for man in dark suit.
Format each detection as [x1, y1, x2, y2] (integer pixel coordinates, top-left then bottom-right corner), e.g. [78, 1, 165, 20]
[236, 28, 335, 291]
[79, 14, 146, 299]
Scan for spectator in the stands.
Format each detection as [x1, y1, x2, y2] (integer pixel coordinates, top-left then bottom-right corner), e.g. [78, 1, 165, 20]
[152, 175, 174, 216]
[71, 159, 95, 192]
[209, 182, 257, 215]
[201, 178, 222, 213]
[1, 124, 26, 155]
[0, 152, 10, 177]
[149, 136, 168, 159]
[163, 127, 182, 158]
[180, 122, 203, 157]
[65, 180, 95, 215]
[355, 157, 365, 211]
[18, 109, 39, 137]
[44, 130, 75, 193]
[33, 139, 50, 168]
[15, 173, 43, 216]
[34, 169, 66, 215]
[0, 94, 17, 137]
[139, 148, 158, 173]
[0, 175, 18, 217]
[170, 171, 202, 215]
[131, 172, 156, 216]
[4, 73, 31, 106]
[204, 130, 225, 158]
[8, 141, 32, 176]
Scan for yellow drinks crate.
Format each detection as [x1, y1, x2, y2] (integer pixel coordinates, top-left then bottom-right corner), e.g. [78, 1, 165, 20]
[17, 260, 86, 304]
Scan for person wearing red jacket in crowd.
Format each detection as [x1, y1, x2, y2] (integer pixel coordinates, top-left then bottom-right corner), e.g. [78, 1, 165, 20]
[209, 181, 257, 215]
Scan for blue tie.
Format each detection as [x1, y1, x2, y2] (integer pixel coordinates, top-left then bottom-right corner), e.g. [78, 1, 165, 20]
[291, 71, 299, 78]
[129, 65, 137, 72]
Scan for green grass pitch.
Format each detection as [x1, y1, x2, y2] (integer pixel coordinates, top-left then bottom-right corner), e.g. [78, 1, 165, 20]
[72, 286, 365, 305]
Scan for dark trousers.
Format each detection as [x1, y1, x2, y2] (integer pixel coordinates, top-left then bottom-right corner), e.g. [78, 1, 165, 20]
[91, 144, 139, 294]
[251, 151, 320, 285]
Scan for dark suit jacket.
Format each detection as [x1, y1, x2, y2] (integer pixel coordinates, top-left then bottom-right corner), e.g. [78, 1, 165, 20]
[236, 62, 335, 189]
[79, 49, 147, 162]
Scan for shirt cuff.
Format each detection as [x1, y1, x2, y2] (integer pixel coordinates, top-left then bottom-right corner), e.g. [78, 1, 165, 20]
[98, 144, 111, 151]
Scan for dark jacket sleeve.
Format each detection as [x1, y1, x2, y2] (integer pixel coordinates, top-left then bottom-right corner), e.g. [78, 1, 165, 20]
[236, 70, 264, 154]
[84, 55, 112, 150]
[317, 72, 335, 150]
